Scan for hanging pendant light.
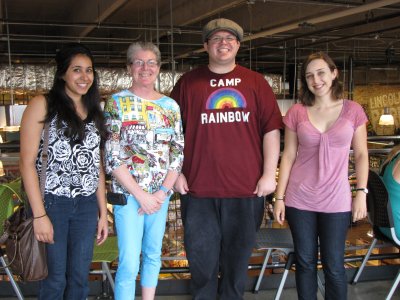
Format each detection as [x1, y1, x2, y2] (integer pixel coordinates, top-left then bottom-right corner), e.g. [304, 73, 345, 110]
[379, 107, 395, 126]
[377, 107, 396, 136]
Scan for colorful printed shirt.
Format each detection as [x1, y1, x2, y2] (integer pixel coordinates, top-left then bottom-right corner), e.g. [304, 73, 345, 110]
[36, 115, 101, 198]
[170, 65, 283, 198]
[104, 90, 184, 194]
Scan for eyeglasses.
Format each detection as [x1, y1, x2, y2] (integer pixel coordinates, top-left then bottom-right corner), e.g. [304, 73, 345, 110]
[131, 59, 159, 68]
[208, 36, 237, 44]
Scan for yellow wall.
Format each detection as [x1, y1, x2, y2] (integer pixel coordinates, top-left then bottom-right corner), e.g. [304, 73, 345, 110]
[354, 85, 400, 133]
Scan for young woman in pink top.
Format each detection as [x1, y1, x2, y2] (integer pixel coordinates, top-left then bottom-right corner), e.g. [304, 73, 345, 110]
[274, 52, 369, 300]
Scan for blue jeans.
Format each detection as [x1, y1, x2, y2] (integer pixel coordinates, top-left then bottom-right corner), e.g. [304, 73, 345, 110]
[38, 193, 99, 300]
[113, 194, 170, 299]
[286, 206, 351, 300]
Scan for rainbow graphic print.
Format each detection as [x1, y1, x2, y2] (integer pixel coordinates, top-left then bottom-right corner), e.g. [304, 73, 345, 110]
[206, 88, 247, 109]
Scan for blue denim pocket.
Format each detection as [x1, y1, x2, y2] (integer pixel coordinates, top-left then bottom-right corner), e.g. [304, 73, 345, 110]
[43, 193, 55, 210]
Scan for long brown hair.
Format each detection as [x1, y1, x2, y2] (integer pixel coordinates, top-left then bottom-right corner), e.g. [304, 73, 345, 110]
[299, 51, 343, 106]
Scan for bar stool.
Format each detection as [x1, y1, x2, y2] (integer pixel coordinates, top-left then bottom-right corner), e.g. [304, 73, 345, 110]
[253, 227, 295, 299]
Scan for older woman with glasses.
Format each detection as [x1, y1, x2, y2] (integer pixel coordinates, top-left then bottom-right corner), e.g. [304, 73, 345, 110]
[104, 41, 184, 300]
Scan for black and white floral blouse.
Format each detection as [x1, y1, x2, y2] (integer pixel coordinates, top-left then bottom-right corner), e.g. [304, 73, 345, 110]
[35, 116, 101, 198]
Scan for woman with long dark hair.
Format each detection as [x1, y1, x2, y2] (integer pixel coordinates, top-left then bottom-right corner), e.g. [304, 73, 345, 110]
[19, 43, 108, 299]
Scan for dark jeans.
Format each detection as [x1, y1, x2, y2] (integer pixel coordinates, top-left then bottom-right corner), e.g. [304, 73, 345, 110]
[38, 193, 99, 300]
[181, 195, 264, 300]
[286, 206, 351, 300]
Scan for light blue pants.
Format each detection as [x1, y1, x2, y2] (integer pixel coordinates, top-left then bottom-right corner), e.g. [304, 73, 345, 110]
[113, 194, 170, 299]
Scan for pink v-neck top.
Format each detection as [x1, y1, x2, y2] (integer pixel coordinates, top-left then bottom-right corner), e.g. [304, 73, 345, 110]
[283, 99, 367, 212]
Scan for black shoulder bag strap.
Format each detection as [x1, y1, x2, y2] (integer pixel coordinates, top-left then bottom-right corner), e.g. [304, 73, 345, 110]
[39, 122, 50, 199]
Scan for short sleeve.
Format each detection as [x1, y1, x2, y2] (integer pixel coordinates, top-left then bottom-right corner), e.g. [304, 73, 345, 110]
[283, 103, 302, 132]
[256, 74, 283, 134]
[352, 101, 368, 129]
[103, 95, 124, 174]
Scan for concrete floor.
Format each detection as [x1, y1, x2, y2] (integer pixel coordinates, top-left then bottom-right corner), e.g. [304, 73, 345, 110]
[142, 280, 400, 300]
[2, 279, 398, 299]
[136, 281, 400, 300]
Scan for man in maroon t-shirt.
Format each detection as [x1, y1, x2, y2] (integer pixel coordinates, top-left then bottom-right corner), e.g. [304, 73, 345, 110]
[171, 18, 282, 300]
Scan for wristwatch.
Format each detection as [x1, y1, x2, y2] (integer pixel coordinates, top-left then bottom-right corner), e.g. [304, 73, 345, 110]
[355, 187, 369, 194]
[160, 185, 174, 197]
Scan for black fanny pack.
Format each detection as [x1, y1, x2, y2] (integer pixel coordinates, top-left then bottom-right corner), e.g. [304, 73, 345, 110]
[107, 192, 127, 206]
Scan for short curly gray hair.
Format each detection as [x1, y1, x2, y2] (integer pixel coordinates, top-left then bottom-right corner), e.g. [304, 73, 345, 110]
[126, 42, 161, 66]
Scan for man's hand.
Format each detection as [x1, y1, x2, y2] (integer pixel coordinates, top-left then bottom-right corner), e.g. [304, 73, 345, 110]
[254, 174, 276, 197]
[173, 174, 189, 194]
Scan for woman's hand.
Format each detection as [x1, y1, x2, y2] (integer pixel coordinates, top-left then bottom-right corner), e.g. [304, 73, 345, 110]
[153, 190, 167, 203]
[273, 200, 286, 225]
[96, 214, 109, 245]
[136, 191, 162, 215]
[33, 216, 54, 244]
[352, 193, 367, 222]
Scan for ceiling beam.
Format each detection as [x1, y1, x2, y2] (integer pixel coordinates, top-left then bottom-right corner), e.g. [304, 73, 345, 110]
[175, 0, 400, 58]
[60, 0, 129, 38]
[152, 0, 246, 44]
[247, 0, 400, 41]
[177, 0, 246, 26]
[77, 0, 130, 38]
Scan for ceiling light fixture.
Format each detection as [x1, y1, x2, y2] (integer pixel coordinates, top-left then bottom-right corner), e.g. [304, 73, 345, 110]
[379, 107, 395, 126]
[377, 107, 396, 136]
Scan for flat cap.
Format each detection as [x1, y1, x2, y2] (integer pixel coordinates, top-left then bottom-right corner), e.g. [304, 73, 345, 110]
[202, 18, 243, 42]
